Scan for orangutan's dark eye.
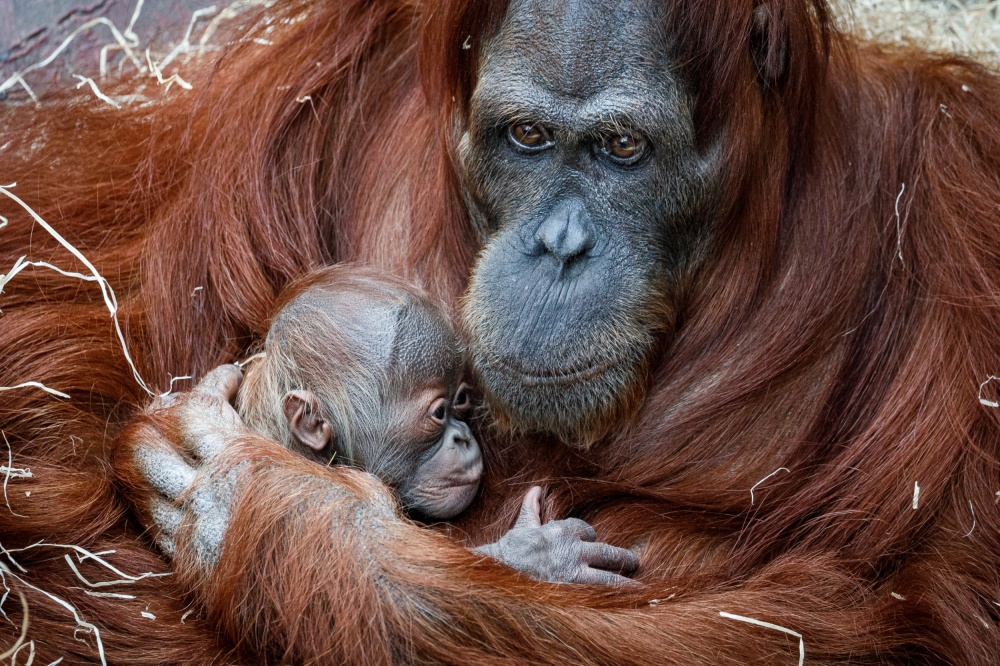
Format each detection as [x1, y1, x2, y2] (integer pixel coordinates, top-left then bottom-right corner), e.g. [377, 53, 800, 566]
[600, 131, 648, 164]
[428, 398, 447, 424]
[508, 122, 555, 152]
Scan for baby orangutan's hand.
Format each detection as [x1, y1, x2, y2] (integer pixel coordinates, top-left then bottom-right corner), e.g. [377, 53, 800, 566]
[474, 487, 640, 587]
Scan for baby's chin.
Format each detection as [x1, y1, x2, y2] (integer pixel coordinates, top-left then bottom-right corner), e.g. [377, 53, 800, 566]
[407, 478, 482, 521]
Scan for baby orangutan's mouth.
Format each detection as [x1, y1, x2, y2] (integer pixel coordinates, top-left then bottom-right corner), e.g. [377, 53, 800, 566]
[404, 477, 482, 521]
[438, 477, 481, 491]
[426, 478, 481, 500]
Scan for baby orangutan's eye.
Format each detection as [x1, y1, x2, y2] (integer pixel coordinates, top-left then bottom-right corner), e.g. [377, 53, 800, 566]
[428, 398, 447, 425]
[453, 385, 470, 411]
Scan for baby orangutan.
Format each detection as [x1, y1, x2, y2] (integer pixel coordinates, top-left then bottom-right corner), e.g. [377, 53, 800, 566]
[170, 265, 638, 586]
[237, 266, 481, 520]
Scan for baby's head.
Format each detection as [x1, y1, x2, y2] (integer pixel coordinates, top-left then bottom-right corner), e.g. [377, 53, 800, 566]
[237, 266, 482, 520]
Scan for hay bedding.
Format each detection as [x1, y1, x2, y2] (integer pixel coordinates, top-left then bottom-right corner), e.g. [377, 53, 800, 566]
[836, 0, 1000, 62]
[0, 0, 998, 663]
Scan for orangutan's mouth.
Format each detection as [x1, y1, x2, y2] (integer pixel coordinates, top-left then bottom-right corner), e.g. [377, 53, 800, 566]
[491, 357, 616, 387]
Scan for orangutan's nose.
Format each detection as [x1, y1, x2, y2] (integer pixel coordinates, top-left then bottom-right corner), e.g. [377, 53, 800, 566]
[536, 200, 595, 267]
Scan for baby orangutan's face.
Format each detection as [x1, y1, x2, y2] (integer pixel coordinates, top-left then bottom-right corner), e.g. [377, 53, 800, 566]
[281, 301, 483, 520]
[388, 381, 483, 520]
[284, 379, 483, 520]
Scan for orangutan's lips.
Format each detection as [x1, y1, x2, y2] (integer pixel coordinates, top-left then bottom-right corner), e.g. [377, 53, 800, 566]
[492, 357, 615, 387]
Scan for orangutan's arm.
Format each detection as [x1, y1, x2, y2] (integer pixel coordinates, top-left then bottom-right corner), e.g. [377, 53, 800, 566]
[112, 365, 864, 665]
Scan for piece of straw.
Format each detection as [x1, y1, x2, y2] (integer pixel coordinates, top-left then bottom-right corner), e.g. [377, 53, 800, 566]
[720, 611, 804, 666]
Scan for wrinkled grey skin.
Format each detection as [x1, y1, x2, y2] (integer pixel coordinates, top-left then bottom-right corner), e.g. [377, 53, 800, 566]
[474, 486, 639, 586]
[141, 366, 639, 584]
[460, 0, 718, 442]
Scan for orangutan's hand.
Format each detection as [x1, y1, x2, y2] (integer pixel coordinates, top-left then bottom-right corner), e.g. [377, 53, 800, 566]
[474, 487, 640, 587]
[128, 365, 250, 568]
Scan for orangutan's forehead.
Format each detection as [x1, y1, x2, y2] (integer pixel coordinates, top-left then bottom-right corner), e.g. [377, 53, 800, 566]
[485, 0, 670, 92]
[475, 0, 677, 133]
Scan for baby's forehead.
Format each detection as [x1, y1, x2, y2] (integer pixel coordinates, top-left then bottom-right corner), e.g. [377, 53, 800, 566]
[324, 291, 400, 362]
[388, 301, 462, 386]
[289, 286, 461, 384]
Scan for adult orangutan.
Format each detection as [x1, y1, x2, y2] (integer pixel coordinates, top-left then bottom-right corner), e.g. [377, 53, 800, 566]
[1, 0, 1000, 663]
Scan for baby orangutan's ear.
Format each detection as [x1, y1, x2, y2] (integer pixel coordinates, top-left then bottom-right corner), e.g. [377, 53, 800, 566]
[283, 390, 333, 452]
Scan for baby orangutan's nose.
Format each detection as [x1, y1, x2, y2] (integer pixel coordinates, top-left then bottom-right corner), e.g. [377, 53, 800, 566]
[448, 423, 483, 484]
[446, 420, 477, 451]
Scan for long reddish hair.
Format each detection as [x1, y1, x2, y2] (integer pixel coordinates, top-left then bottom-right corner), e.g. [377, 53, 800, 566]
[0, 0, 999, 662]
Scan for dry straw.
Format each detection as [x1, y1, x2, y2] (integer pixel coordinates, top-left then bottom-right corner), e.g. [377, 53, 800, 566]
[834, 0, 1000, 64]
